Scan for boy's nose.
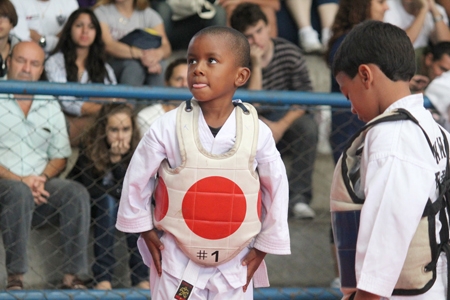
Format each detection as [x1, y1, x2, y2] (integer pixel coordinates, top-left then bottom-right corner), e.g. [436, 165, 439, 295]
[193, 64, 204, 76]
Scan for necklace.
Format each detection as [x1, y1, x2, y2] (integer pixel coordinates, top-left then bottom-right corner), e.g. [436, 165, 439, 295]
[38, 0, 52, 19]
[78, 69, 85, 82]
[119, 17, 129, 25]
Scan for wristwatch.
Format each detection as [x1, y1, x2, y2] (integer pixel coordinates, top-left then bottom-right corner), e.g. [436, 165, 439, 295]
[433, 14, 444, 23]
[39, 36, 46, 48]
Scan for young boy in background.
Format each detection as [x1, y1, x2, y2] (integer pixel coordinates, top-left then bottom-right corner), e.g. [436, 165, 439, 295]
[116, 26, 291, 300]
[330, 20, 450, 299]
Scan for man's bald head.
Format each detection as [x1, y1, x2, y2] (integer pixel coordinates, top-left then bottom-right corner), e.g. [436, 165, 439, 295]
[7, 41, 45, 81]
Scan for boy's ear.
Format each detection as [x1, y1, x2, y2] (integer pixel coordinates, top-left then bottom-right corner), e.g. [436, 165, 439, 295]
[235, 67, 251, 87]
[357, 64, 373, 88]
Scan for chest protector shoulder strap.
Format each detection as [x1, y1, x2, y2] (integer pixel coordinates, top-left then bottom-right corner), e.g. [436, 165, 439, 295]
[153, 99, 262, 267]
[331, 108, 450, 298]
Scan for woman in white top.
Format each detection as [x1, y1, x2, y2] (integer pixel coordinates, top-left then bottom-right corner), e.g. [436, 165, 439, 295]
[45, 8, 118, 147]
[94, 0, 172, 87]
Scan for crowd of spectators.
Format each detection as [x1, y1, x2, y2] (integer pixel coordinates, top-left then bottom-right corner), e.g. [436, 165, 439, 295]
[0, 0, 450, 291]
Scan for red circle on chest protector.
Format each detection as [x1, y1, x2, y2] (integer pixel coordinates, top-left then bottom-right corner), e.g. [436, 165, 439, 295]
[154, 177, 169, 222]
[183, 176, 246, 240]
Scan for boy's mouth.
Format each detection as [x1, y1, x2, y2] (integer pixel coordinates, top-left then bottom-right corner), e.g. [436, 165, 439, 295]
[192, 83, 208, 89]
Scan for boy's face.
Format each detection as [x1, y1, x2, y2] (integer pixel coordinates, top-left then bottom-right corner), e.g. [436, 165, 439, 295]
[336, 71, 380, 123]
[242, 20, 271, 56]
[187, 34, 249, 103]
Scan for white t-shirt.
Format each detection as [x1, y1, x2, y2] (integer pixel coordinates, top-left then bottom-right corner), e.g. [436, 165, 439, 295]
[384, 0, 449, 48]
[425, 71, 450, 122]
[10, 0, 79, 53]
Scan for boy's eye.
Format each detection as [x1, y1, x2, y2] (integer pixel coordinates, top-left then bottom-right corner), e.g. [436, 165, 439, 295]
[209, 58, 217, 64]
[188, 58, 197, 65]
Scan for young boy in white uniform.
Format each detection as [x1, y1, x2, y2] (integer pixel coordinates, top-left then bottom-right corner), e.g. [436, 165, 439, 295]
[331, 20, 450, 299]
[116, 26, 290, 300]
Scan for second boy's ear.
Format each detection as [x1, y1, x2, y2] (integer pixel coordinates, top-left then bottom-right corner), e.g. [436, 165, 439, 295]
[357, 64, 373, 89]
[235, 67, 251, 87]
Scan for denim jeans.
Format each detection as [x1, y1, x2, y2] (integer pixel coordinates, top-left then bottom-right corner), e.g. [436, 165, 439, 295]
[0, 178, 90, 275]
[91, 194, 149, 285]
[108, 58, 166, 87]
[275, 114, 319, 207]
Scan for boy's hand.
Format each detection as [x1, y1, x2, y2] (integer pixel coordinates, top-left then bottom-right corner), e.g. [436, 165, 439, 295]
[141, 230, 164, 277]
[242, 248, 266, 292]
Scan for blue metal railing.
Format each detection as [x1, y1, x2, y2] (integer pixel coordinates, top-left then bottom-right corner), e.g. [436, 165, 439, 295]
[0, 80, 433, 108]
[0, 80, 430, 299]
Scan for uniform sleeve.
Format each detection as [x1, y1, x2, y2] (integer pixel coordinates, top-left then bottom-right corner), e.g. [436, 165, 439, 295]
[355, 131, 436, 297]
[116, 121, 168, 233]
[253, 121, 291, 255]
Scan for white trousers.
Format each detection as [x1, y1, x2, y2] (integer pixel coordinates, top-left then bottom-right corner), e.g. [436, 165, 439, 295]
[149, 259, 254, 300]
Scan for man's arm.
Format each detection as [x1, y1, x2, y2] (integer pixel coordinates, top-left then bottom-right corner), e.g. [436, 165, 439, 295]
[246, 44, 264, 90]
[437, 0, 450, 17]
[260, 108, 305, 143]
[0, 165, 21, 181]
[429, 1, 450, 43]
[41, 158, 67, 179]
[354, 290, 381, 300]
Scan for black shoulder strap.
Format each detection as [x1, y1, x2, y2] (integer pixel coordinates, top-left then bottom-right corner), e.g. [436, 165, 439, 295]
[342, 109, 413, 203]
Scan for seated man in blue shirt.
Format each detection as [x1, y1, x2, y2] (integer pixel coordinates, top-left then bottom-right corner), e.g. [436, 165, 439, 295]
[0, 41, 90, 290]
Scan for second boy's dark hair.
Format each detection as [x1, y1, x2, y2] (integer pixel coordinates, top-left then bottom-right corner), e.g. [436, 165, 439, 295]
[164, 58, 187, 83]
[191, 26, 251, 69]
[424, 42, 450, 61]
[332, 20, 416, 81]
[229, 3, 268, 34]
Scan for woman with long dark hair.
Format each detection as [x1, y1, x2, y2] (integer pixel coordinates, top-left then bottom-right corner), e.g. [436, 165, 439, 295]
[45, 7, 118, 146]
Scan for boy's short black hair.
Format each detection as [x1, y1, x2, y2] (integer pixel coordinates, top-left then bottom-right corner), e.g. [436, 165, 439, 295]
[165, 58, 187, 83]
[191, 26, 251, 69]
[332, 20, 416, 82]
[229, 3, 268, 34]
[424, 41, 450, 61]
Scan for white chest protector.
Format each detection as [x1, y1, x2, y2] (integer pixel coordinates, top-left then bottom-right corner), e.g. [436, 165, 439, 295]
[330, 109, 450, 298]
[153, 99, 262, 267]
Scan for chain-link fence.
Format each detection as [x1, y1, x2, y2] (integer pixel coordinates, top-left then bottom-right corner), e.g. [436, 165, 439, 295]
[0, 81, 432, 298]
